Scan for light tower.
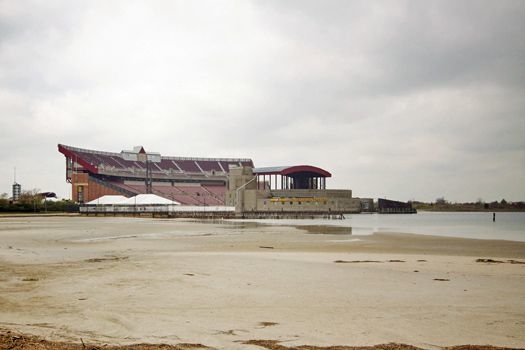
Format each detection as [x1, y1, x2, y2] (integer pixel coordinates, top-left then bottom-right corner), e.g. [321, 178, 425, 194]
[12, 167, 21, 201]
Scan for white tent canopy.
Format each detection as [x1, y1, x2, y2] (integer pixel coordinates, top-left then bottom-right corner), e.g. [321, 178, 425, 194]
[121, 194, 180, 205]
[87, 195, 127, 205]
[87, 194, 180, 206]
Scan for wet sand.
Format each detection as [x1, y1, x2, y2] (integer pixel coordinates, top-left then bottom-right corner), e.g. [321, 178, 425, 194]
[0, 216, 524, 349]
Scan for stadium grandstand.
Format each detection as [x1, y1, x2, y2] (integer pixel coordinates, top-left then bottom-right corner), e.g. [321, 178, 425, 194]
[58, 144, 253, 205]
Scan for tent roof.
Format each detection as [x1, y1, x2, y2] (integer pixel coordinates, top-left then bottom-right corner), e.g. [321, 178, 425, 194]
[87, 195, 127, 205]
[121, 194, 180, 205]
[87, 194, 180, 205]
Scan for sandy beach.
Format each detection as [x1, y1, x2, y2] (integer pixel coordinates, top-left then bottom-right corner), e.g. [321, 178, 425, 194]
[1, 216, 524, 349]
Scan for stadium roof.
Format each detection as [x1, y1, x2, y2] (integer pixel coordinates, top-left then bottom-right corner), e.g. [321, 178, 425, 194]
[253, 165, 331, 177]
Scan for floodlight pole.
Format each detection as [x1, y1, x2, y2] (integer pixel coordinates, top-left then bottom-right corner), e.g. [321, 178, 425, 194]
[145, 158, 152, 194]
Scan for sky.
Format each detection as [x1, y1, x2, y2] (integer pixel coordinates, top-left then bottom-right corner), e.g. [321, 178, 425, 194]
[1, 0, 524, 203]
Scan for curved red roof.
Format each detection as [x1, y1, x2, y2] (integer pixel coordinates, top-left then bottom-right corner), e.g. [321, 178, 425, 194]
[253, 165, 331, 177]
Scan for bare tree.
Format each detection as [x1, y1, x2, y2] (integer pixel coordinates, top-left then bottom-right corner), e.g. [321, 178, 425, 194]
[435, 197, 447, 205]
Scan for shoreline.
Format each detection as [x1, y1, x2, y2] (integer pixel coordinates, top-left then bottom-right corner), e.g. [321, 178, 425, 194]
[1, 217, 524, 349]
[1, 329, 522, 350]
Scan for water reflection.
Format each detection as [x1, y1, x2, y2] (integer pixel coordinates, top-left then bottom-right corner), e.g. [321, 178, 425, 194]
[232, 212, 525, 242]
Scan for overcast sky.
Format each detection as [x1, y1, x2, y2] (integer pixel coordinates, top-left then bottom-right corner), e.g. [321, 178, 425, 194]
[1, 0, 524, 202]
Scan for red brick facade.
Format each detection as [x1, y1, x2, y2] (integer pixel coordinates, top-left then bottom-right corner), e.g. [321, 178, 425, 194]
[71, 173, 123, 203]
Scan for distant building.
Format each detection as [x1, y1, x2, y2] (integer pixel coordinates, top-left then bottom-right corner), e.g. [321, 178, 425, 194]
[12, 182, 21, 202]
[360, 198, 375, 212]
[377, 198, 416, 214]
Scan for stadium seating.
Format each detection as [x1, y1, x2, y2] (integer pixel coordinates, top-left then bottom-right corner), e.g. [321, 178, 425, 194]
[58, 144, 253, 205]
[60, 144, 252, 176]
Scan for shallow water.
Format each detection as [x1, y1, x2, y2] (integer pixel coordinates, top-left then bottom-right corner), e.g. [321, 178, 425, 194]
[235, 211, 525, 242]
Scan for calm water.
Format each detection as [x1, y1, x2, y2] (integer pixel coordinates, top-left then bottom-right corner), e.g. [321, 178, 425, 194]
[238, 211, 525, 242]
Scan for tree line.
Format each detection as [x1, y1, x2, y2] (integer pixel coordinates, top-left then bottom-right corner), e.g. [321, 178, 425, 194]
[0, 190, 79, 213]
[410, 198, 525, 212]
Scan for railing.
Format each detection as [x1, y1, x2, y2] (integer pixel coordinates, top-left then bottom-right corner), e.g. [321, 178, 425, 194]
[79, 204, 236, 218]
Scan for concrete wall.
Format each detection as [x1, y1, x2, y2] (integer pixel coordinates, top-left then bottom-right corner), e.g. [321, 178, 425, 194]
[226, 166, 257, 208]
[271, 189, 352, 198]
[247, 189, 361, 213]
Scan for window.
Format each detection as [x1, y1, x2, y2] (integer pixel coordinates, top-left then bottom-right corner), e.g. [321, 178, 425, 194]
[77, 186, 84, 203]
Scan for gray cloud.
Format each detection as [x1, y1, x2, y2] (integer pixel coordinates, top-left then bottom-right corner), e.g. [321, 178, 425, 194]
[0, 0, 524, 202]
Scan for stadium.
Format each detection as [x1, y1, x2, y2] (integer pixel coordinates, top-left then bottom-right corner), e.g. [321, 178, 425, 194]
[59, 144, 413, 216]
[58, 144, 253, 206]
